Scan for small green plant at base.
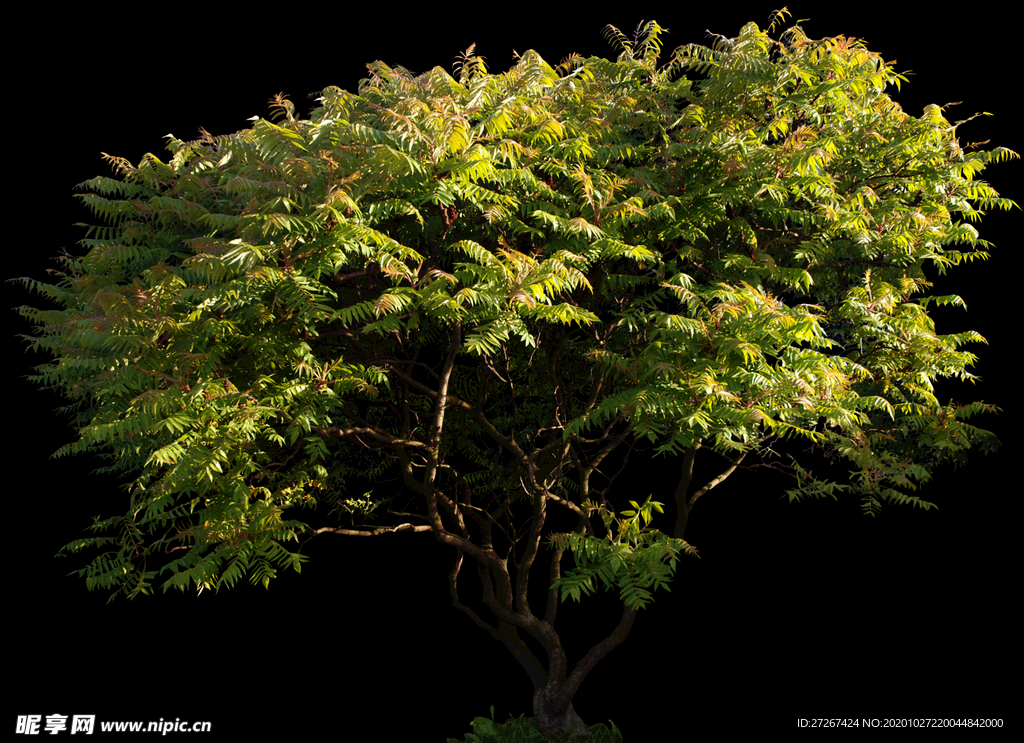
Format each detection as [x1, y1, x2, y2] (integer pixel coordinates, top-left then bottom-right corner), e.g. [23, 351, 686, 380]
[447, 707, 624, 743]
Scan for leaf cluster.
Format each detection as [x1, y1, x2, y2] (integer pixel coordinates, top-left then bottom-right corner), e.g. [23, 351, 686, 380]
[446, 706, 623, 743]
[549, 497, 692, 610]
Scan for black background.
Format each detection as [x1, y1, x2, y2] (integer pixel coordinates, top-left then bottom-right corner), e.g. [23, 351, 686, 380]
[8, 4, 1017, 738]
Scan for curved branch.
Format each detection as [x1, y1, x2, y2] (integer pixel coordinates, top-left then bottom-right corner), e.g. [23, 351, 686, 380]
[515, 490, 547, 615]
[573, 427, 631, 501]
[308, 523, 432, 537]
[313, 425, 427, 449]
[449, 550, 547, 689]
[561, 605, 638, 710]
[690, 450, 747, 505]
[386, 364, 531, 469]
[674, 448, 747, 539]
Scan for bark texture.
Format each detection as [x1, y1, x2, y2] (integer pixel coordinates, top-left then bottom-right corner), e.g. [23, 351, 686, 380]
[533, 684, 590, 740]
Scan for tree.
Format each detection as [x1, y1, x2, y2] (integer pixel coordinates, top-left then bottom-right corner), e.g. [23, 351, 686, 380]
[16, 13, 1015, 739]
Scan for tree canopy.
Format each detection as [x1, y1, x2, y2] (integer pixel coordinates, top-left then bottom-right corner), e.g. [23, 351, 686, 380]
[17, 12, 1015, 739]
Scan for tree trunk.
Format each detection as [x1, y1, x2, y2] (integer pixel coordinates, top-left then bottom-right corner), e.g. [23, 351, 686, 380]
[533, 683, 590, 740]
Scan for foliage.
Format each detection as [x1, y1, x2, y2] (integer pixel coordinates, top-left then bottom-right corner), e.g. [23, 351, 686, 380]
[550, 496, 692, 609]
[16, 9, 1014, 738]
[447, 707, 623, 743]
